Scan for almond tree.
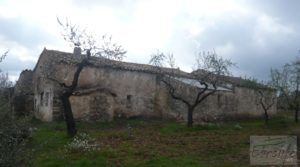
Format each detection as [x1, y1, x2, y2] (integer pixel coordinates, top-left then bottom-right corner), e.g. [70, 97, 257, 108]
[0, 50, 8, 63]
[241, 78, 276, 124]
[271, 58, 300, 123]
[45, 18, 126, 136]
[149, 51, 234, 127]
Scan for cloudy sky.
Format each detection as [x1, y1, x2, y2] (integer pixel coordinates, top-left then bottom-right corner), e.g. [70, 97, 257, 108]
[0, 0, 300, 81]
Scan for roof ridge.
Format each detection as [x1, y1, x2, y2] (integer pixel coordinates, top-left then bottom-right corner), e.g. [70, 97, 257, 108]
[34, 49, 191, 78]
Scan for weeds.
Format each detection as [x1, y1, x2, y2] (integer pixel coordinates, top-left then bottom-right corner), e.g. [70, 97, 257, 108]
[65, 133, 99, 153]
[30, 114, 298, 167]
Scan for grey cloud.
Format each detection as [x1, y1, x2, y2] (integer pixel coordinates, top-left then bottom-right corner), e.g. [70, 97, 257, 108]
[185, 11, 300, 80]
[0, 16, 58, 78]
[2, 0, 300, 82]
[0, 54, 35, 81]
[0, 17, 53, 49]
[242, 0, 300, 26]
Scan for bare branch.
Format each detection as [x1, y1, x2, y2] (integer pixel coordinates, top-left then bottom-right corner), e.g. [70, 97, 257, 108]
[149, 51, 167, 67]
[161, 79, 191, 107]
[56, 17, 126, 61]
[149, 50, 233, 126]
[0, 50, 9, 63]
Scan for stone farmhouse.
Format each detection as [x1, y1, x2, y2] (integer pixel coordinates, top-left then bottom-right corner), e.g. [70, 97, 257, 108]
[14, 48, 277, 122]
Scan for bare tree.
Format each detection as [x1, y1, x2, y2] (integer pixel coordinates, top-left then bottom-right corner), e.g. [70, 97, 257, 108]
[0, 73, 12, 89]
[0, 50, 13, 105]
[0, 50, 8, 63]
[271, 58, 300, 123]
[149, 51, 234, 127]
[241, 78, 276, 124]
[44, 18, 126, 136]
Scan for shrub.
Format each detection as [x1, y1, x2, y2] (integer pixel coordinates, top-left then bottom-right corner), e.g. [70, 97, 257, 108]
[0, 108, 32, 166]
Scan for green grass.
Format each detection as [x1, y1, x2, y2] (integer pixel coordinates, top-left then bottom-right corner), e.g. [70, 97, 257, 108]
[28, 113, 300, 167]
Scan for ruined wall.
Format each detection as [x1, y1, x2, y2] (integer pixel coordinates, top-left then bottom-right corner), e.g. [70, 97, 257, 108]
[30, 50, 277, 122]
[13, 70, 34, 116]
[39, 60, 277, 122]
[70, 91, 116, 121]
[75, 67, 159, 121]
[33, 79, 54, 122]
[31, 53, 55, 121]
[14, 70, 33, 95]
[46, 63, 160, 122]
[161, 85, 277, 122]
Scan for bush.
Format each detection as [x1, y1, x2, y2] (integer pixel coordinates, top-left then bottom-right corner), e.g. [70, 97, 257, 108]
[0, 92, 32, 167]
[0, 116, 32, 166]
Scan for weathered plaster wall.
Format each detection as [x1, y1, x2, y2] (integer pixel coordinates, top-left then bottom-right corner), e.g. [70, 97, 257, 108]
[163, 86, 277, 122]
[70, 91, 116, 121]
[33, 81, 54, 122]
[29, 50, 277, 122]
[67, 66, 159, 121]
[31, 53, 55, 121]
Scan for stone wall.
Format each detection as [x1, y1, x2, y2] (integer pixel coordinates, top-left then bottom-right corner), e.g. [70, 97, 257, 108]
[163, 85, 277, 122]
[30, 53, 53, 121]
[29, 49, 277, 122]
[70, 91, 116, 121]
[67, 66, 160, 121]
[57, 64, 277, 122]
[13, 70, 34, 116]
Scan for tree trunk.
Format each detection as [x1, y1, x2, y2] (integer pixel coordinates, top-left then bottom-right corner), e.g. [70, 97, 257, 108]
[264, 110, 269, 125]
[187, 107, 193, 127]
[61, 93, 76, 137]
[60, 58, 87, 137]
[295, 108, 299, 123]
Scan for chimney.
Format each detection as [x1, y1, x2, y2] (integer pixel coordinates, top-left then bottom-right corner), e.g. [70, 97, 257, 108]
[73, 47, 81, 57]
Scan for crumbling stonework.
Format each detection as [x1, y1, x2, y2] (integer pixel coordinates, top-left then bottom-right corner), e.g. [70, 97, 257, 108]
[15, 49, 277, 122]
[13, 70, 34, 116]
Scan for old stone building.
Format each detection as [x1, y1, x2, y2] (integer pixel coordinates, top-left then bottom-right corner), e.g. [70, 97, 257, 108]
[14, 48, 277, 122]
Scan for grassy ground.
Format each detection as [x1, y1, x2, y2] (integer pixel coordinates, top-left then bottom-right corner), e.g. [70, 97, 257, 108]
[28, 113, 300, 167]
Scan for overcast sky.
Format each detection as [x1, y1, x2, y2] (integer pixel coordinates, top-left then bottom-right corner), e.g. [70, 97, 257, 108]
[0, 0, 300, 81]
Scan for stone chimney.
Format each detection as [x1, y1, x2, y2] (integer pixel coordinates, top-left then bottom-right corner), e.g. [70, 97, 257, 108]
[73, 47, 81, 57]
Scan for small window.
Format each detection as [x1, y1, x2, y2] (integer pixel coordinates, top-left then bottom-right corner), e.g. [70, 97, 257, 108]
[45, 92, 49, 106]
[127, 95, 132, 101]
[34, 98, 37, 109]
[126, 95, 132, 108]
[217, 94, 222, 107]
[40, 92, 44, 106]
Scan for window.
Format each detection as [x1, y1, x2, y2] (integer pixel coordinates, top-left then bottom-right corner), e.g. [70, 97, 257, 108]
[40, 92, 44, 106]
[45, 92, 49, 106]
[127, 95, 132, 101]
[34, 98, 37, 109]
[217, 94, 222, 107]
[126, 95, 132, 108]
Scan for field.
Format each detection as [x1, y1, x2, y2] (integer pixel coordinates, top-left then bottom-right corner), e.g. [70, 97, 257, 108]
[29, 113, 300, 167]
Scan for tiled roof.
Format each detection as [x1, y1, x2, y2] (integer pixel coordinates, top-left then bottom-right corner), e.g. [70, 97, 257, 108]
[36, 49, 191, 78]
[35, 49, 258, 89]
[191, 69, 247, 86]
